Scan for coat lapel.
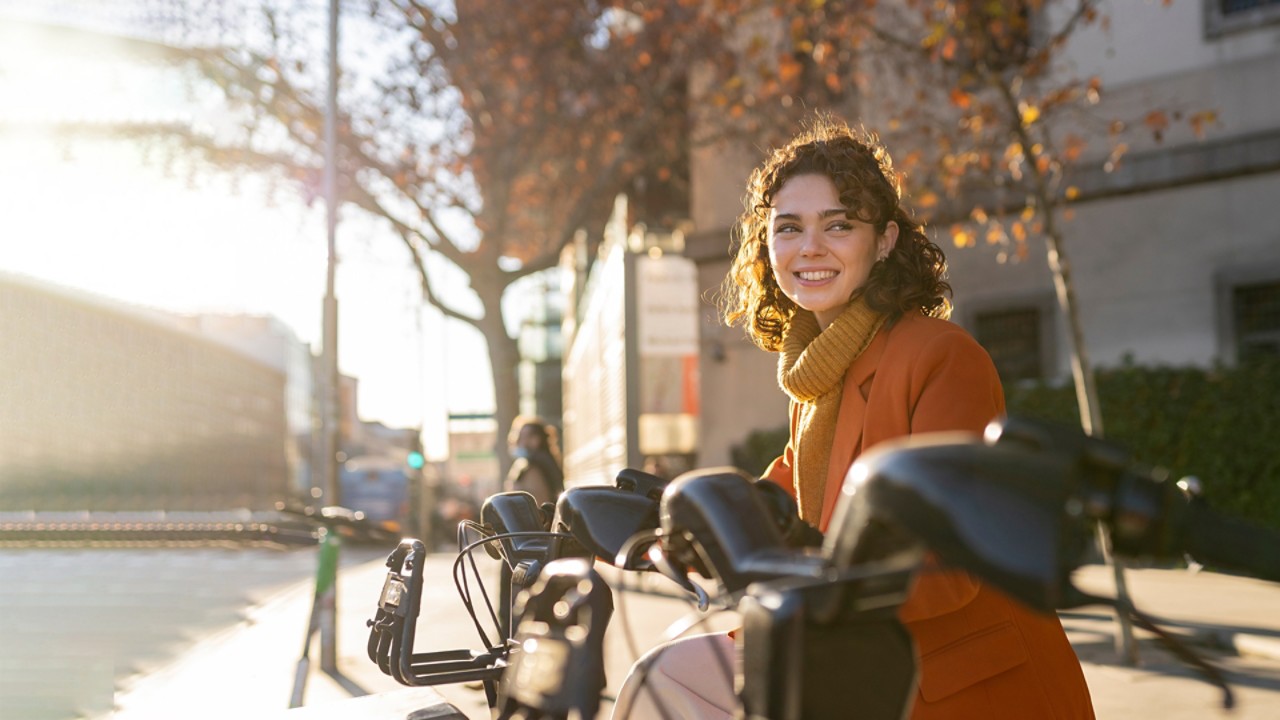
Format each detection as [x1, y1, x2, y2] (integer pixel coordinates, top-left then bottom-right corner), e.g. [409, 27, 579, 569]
[820, 326, 890, 530]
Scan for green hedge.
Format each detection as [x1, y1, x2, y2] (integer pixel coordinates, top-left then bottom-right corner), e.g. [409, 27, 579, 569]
[730, 425, 791, 477]
[1006, 356, 1280, 529]
[732, 356, 1280, 528]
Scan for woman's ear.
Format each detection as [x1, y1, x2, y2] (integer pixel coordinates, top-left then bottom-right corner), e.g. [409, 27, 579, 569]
[878, 221, 899, 260]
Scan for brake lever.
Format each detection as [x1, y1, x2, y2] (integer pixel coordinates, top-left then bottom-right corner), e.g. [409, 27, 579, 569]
[646, 538, 711, 611]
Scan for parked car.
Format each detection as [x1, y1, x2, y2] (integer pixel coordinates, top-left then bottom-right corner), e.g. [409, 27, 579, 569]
[340, 455, 410, 533]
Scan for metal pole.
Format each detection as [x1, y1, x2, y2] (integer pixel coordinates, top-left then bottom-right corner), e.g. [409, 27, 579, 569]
[1046, 235, 1139, 666]
[318, 0, 341, 675]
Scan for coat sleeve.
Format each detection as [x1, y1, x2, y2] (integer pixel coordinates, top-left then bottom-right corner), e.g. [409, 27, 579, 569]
[898, 327, 1006, 623]
[762, 402, 799, 501]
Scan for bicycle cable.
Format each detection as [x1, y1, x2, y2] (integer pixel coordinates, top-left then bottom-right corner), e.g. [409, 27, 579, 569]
[454, 521, 504, 651]
[450, 527, 577, 652]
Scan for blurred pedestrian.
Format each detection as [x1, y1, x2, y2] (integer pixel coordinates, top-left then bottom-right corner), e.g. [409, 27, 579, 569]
[504, 416, 564, 507]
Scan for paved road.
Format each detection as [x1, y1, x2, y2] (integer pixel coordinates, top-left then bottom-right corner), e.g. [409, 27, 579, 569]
[7, 544, 1280, 720]
[0, 544, 386, 720]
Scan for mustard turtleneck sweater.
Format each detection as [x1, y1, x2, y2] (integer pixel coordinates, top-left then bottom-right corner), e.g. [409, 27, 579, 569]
[776, 296, 886, 522]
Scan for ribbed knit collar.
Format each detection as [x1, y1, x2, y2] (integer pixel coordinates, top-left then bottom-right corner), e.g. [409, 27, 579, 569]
[778, 296, 886, 403]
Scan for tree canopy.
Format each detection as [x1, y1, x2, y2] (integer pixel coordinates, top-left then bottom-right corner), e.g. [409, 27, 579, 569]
[138, 0, 737, 467]
[132, 0, 1210, 479]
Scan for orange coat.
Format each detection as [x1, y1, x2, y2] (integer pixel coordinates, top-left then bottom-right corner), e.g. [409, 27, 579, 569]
[765, 312, 1095, 719]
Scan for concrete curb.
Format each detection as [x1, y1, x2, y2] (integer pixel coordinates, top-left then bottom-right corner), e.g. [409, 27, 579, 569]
[1189, 628, 1280, 662]
[1233, 633, 1280, 661]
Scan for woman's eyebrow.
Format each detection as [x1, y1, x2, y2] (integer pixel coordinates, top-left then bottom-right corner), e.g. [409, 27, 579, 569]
[772, 208, 848, 222]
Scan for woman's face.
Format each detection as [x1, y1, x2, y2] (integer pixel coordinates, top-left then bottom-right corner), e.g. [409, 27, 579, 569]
[767, 173, 898, 329]
[516, 425, 543, 451]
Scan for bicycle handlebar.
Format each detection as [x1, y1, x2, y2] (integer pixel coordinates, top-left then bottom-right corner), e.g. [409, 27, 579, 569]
[984, 416, 1280, 584]
[654, 416, 1280, 616]
[645, 417, 1279, 719]
[830, 417, 1280, 612]
[1162, 483, 1280, 583]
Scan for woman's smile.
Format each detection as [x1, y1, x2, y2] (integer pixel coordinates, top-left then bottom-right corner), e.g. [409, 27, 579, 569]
[795, 269, 839, 282]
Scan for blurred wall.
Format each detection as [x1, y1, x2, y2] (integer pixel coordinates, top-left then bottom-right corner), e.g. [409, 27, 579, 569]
[0, 272, 297, 511]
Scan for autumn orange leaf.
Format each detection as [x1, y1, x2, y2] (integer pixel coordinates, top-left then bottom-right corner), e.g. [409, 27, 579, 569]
[1189, 110, 1218, 139]
[1104, 142, 1129, 172]
[778, 56, 803, 84]
[1063, 134, 1086, 163]
[941, 36, 957, 61]
[1019, 102, 1040, 126]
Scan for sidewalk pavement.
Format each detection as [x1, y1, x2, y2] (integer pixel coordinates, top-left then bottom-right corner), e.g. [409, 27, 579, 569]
[110, 552, 1280, 719]
[1071, 563, 1280, 661]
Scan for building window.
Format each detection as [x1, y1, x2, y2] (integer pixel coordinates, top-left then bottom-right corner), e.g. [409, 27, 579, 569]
[974, 308, 1043, 382]
[1233, 280, 1280, 361]
[1206, 0, 1280, 37]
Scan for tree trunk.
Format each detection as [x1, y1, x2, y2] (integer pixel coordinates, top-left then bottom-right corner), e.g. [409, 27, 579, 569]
[475, 288, 522, 481]
[1043, 227, 1140, 666]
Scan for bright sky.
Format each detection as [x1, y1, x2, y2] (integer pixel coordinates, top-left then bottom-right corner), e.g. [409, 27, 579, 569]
[0, 14, 492, 459]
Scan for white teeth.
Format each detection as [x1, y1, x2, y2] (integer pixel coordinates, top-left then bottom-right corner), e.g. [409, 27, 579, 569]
[797, 270, 837, 281]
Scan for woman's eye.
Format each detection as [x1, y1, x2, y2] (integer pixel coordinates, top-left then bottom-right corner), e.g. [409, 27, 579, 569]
[774, 223, 800, 234]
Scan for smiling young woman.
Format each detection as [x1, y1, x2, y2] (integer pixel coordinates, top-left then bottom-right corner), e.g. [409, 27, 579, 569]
[610, 115, 1095, 720]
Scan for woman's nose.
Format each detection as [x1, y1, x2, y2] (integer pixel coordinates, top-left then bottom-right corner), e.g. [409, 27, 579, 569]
[798, 229, 826, 255]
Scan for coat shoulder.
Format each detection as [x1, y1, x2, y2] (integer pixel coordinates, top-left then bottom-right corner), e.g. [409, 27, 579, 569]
[882, 313, 986, 360]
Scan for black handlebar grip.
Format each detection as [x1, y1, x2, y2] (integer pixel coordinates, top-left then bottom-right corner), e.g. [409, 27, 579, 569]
[1180, 501, 1280, 583]
[752, 479, 824, 548]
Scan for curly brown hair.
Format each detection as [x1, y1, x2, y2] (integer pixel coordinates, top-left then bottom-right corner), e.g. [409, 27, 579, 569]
[719, 115, 952, 351]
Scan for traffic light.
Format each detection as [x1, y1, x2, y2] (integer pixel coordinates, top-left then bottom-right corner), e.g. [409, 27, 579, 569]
[406, 451, 425, 470]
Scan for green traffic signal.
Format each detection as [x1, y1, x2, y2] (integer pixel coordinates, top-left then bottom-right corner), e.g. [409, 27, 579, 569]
[406, 451, 425, 469]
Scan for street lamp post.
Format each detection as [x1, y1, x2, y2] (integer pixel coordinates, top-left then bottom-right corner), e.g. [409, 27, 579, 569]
[318, 0, 342, 675]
